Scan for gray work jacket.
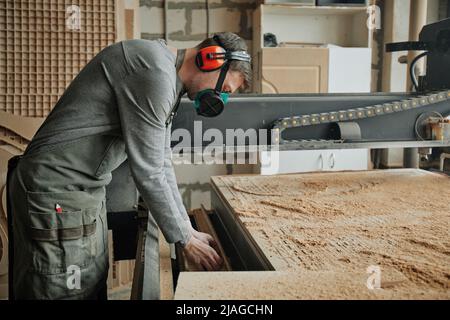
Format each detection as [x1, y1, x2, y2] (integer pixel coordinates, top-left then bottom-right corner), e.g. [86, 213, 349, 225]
[24, 39, 191, 245]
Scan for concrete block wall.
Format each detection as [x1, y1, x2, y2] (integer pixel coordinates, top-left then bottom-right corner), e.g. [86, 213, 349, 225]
[140, 0, 256, 51]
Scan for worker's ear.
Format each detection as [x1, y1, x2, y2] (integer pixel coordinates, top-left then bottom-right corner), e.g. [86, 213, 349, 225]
[195, 46, 227, 72]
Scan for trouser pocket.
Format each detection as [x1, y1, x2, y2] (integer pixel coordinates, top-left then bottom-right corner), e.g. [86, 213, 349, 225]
[26, 190, 101, 275]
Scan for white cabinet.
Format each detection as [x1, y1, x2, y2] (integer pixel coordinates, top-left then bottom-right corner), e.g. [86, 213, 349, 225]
[258, 149, 369, 175]
[253, 4, 373, 94]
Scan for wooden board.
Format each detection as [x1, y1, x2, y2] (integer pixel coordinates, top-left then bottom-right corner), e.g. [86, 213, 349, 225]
[115, 0, 140, 42]
[1, 185, 6, 220]
[107, 231, 114, 290]
[0, 143, 24, 196]
[0, 274, 7, 300]
[159, 231, 173, 300]
[0, 112, 44, 141]
[0, 220, 8, 276]
[0, 137, 26, 152]
[174, 270, 448, 300]
[261, 47, 329, 94]
[209, 169, 450, 299]
[0, 144, 16, 285]
[0, 145, 22, 156]
[177, 209, 232, 272]
[192, 207, 232, 271]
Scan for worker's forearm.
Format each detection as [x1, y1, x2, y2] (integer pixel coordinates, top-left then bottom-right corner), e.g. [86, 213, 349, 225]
[164, 124, 191, 222]
[134, 170, 192, 245]
[164, 164, 190, 222]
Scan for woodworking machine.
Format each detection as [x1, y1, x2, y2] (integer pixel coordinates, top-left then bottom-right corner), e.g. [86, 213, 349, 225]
[172, 19, 450, 157]
[105, 19, 450, 299]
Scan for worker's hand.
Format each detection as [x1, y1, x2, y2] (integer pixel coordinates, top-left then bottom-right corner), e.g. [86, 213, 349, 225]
[189, 225, 218, 250]
[183, 236, 223, 271]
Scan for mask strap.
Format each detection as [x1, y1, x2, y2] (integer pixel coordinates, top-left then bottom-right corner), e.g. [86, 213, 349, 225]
[215, 61, 230, 92]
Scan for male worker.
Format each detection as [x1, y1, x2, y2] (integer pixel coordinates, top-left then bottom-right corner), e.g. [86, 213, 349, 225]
[7, 32, 251, 299]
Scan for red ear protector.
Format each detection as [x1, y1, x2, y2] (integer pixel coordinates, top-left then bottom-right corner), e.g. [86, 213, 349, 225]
[195, 46, 227, 72]
[195, 35, 251, 72]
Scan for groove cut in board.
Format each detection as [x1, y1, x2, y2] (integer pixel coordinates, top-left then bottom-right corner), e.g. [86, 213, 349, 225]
[210, 169, 450, 299]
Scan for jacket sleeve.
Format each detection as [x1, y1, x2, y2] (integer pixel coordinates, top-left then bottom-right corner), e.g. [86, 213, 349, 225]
[113, 68, 191, 245]
[164, 123, 191, 222]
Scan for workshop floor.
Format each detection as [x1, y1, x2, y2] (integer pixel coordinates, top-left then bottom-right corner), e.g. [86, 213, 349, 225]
[207, 169, 450, 299]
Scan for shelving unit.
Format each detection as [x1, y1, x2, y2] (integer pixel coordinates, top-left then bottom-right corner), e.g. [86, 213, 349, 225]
[253, 4, 373, 94]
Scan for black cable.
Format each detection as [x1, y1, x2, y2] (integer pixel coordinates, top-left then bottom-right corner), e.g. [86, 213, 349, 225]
[410, 51, 428, 92]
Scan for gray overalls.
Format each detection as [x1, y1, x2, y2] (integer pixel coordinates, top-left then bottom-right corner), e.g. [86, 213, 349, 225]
[7, 40, 191, 299]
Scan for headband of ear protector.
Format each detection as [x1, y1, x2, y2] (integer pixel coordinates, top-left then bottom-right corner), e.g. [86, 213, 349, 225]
[193, 35, 251, 118]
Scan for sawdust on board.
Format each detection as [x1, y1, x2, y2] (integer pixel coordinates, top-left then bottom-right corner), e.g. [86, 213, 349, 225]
[213, 170, 450, 299]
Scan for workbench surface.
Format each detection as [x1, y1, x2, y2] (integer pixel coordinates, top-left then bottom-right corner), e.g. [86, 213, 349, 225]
[177, 169, 450, 299]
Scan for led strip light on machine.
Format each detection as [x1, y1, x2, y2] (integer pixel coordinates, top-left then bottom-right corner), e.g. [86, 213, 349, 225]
[271, 90, 450, 145]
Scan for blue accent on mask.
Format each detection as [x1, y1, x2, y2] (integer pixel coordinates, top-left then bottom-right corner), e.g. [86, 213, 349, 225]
[220, 92, 229, 105]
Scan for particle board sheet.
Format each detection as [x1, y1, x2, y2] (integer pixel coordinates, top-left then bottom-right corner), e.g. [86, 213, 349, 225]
[210, 169, 450, 299]
[174, 271, 447, 300]
[0, 0, 116, 118]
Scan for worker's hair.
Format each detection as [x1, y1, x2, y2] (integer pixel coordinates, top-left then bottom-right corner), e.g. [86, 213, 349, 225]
[196, 32, 252, 91]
